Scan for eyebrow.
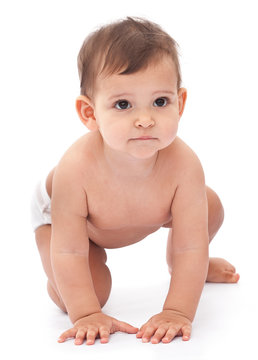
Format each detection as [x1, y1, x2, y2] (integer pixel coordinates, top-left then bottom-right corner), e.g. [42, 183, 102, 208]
[108, 90, 176, 101]
[152, 90, 176, 96]
[108, 93, 132, 101]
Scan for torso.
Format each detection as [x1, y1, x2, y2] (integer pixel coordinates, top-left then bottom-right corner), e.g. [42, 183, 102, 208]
[46, 132, 183, 249]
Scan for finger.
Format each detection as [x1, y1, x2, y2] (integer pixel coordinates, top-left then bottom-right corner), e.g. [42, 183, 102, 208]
[142, 326, 156, 343]
[86, 328, 98, 345]
[113, 319, 139, 334]
[99, 326, 110, 344]
[136, 324, 147, 338]
[136, 331, 143, 338]
[162, 327, 179, 343]
[58, 328, 77, 343]
[74, 329, 86, 345]
[182, 325, 192, 341]
[151, 327, 167, 344]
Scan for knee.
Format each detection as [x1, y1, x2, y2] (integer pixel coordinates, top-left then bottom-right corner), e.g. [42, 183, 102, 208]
[47, 281, 67, 313]
[89, 240, 107, 264]
[212, 192, 224, 228]
[90, 261, 112, 308]
[98, 264, 112, 308]
[207, 187, 224, 240]
[88, 240, 112, 308]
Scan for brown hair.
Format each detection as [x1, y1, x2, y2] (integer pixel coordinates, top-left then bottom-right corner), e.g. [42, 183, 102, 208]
[78, 17, 182, 97]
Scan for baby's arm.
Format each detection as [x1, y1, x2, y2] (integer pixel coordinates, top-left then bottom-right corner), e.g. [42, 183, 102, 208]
[51, 161, 137, 344]
[137, 154, 209, 343]
[51, 162, 101, 322]
[163, 155, 209, 319]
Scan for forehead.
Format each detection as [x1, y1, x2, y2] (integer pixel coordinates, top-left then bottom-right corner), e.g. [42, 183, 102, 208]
[94, 56, 178, 97]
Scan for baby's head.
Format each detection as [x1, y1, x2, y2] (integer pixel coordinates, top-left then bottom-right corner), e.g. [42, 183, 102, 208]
[77, 17, 182, 99]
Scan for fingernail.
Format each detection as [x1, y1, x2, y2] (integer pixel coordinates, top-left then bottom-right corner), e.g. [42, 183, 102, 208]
[163, 338, 169, 342]
[100, 339, 108, 344]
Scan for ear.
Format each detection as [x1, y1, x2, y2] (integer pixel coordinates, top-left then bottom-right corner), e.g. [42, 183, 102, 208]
[75, 95, 98, 131]
[177, 88, 187, 118]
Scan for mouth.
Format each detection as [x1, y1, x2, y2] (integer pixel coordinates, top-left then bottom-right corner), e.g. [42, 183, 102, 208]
[132, 136, 157, 140]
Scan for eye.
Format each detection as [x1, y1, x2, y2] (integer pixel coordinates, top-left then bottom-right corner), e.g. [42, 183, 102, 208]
[153, 97, 168, 107]
[115, 100, 131, 110]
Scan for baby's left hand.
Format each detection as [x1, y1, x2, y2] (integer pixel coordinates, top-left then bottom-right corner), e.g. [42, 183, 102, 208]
[136, 310, 192, 344]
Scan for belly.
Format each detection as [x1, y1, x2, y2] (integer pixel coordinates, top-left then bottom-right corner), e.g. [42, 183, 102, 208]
[87, 221, 166, 249]
[86, 200, 172, 248]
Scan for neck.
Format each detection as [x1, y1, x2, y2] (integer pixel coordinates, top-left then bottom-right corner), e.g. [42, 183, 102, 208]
[101, 142, 159, 179]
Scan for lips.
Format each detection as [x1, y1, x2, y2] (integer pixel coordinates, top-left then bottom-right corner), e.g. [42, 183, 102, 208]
[132, 136, 157, 140]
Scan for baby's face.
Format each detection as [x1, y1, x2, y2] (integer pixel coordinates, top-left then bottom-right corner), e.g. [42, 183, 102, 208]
[92, 56, 186, 159]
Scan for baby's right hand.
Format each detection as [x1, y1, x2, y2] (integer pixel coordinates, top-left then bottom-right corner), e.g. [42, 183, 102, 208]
[58, 312, 138, 345]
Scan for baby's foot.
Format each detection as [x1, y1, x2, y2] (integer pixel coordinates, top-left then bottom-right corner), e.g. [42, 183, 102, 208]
[206, 257, 240, 283]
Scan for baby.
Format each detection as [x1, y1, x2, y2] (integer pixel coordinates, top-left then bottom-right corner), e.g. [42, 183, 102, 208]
[31, 17, 240, 345]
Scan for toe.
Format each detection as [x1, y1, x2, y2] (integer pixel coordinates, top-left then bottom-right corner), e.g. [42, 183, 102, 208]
[234, 273, 240, 282]
[226, 263, 236, 273]
[218, 258, 236, 273]
[224, 271, 240, 283]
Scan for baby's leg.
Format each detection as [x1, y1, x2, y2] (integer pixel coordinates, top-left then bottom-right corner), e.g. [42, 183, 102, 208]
[205, 186, 239, 282]
[35, 224, 112, 312]
[166, 186, 239, 283]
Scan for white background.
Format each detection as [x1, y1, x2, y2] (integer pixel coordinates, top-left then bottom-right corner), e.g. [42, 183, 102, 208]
[1, 0, 257, 359]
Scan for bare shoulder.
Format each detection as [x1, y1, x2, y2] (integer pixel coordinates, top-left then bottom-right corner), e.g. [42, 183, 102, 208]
[59, 131, 100, 168]
[162, 137, 205, 183]
[51, 131, 101, 183]
[49, 131, 101, 214]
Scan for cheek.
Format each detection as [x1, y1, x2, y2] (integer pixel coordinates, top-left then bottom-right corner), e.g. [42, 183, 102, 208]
[159, 118, 179, 147]
[163, 117, 179, 136]
[99, 117, 128, 144]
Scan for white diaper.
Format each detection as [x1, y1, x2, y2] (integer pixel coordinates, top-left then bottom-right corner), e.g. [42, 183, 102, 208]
[30, 178, 51, 231]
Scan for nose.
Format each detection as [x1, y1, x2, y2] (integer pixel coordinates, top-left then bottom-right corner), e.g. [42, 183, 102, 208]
[134, 111, 155, 128]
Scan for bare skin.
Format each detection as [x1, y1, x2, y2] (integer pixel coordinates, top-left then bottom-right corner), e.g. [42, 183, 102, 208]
[44, 157, 239, 285]
[35, 135, 239, 345]
[34, 58, 239, 345]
